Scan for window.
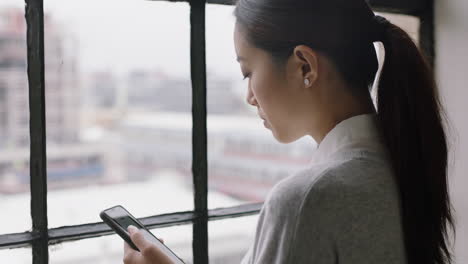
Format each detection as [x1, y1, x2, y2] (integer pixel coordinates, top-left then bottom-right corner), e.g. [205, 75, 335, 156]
[43, 0, 195, 230]
[0, 0, 434, 263]
[0, 247, 31, 263]
[0, 5, 32, 236]
[209, 215, 258, 263]
[48, 225, 193, 264]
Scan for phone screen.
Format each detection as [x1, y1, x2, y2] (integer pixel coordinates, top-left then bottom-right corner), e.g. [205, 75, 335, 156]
[108, 209, 143, 230]
[102, 206, 184, 264]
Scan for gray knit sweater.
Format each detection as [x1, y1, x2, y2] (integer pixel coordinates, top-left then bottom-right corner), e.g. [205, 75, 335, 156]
[240, 114, 407, 264]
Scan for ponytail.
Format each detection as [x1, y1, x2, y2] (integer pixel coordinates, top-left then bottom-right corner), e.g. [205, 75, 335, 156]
[374, 16, 455, 264]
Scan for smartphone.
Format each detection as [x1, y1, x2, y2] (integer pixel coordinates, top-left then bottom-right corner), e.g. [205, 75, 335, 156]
[100, 205, 185, 264]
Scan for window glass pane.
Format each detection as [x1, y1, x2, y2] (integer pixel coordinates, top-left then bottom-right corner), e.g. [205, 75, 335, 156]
[43, 0, 193, 228]
[209, 215, 258, 264]
[0, 247, 31, 263]
[206, 4, 316, 208]
[0, 3, 32, 234]
[49, 224, 193, 264]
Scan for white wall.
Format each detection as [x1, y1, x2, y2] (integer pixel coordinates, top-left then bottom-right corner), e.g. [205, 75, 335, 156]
[436, 0, 468, 263]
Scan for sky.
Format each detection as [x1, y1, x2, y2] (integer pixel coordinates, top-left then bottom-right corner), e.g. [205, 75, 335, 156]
[0, 0, 242, 79]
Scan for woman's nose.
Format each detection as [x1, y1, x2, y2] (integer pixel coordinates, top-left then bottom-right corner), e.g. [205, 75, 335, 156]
[246, 88, 258, 107]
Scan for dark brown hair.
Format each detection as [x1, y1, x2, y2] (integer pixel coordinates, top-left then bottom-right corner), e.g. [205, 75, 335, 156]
[233, 0, 455, 263]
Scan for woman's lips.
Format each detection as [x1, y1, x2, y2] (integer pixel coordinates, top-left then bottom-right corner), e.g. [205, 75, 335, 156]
[258, 111, 269, 128]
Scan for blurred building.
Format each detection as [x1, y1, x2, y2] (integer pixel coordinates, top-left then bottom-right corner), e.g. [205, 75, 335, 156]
[0, 9, 29, 148]
[119, 110, 316, 202]
[0, 8, 111, 193]
[86, 71, 119, 109]
[0, 8, 80, 147]
[123, 69, 249, 115]
[207, 73, 251, 115]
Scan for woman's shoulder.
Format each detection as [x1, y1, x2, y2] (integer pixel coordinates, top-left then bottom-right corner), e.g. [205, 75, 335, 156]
[265, 153, 398, 217]
[255, 154, 405, 264]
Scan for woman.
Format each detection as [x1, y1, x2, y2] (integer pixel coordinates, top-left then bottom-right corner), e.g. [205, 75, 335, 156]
[123, 0, 456, 263]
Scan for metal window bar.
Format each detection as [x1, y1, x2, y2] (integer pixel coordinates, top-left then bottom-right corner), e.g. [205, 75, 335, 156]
[25, 0, 49, 264]
[190, 0, 209, 262]
[0, 203, 263, 249]
[0, 0, 434, 263]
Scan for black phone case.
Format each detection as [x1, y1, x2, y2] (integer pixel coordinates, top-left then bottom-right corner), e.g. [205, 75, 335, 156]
[100, 205, 185, 264]
[100, 207, 140, 251]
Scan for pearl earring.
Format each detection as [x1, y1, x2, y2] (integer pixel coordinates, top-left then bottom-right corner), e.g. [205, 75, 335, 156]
[304, 78, 310, 86]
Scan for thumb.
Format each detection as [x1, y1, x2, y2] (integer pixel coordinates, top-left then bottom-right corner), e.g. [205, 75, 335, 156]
[128, 225, 150, 250]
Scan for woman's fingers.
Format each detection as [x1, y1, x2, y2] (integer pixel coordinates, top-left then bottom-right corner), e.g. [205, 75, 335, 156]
[123, 241, 134, 256]
[123, 241, 140, 264]
[127, 226, 174, 264]
[128, 226, 153, 252]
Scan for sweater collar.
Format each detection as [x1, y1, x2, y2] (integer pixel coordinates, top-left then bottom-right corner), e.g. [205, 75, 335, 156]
[311, 113, 386, 164]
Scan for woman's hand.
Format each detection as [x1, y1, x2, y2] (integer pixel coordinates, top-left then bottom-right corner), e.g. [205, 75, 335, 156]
[123, 225, 174, 264]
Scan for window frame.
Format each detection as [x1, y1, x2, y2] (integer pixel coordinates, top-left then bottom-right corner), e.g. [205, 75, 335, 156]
[0, 0, 435, 263]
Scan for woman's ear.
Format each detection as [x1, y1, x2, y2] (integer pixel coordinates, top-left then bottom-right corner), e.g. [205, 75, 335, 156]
[293, 45, 319, 87]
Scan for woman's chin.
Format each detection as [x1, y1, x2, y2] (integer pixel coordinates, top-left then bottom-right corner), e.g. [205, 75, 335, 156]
[272, 129, 302, 144]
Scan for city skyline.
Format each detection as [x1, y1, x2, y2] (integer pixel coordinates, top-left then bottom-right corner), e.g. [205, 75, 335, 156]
[0, 0, 242, 80]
